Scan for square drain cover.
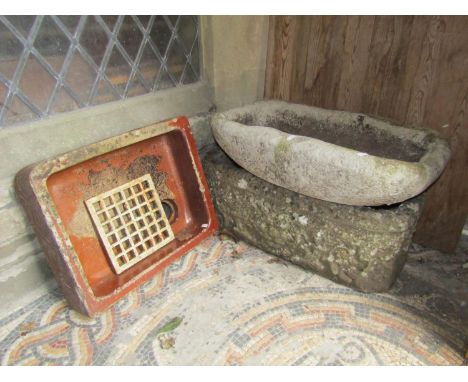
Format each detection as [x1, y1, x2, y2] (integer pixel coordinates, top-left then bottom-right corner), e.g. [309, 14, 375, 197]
[85, 174, 175, 274]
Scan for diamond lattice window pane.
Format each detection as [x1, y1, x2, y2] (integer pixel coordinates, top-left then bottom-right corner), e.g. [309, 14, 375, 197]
[0, 15, 200, 127]
[33, 16, 70, 73]
[57, 16, 80, 33]
[166, 39, 186, 83]
[178, 16, 198, 53]
[79, 16, 109, 67]
[93, 79, 119, 106]
[0, 81, 7, 107]
[105, 47, 132, 96]
[127, 77, 147, 98]
[149, 17, 172, 57]
[167, 16, 179, 26]
[191, 43, 200, 76]
[101, 16, 118, 31]
[182, 66, 198, 85]
[156, 68, 175, 90]
[64, 51, 96, 103]
[0, 20, 24, 80]
[118, 16, 143, 61]
[5, 16, 35, 38]
[19, 55, 56, 111]
[5, 95, 39, 125]
[138, 42, 161, 86]
[51, 87, 79, 114]
[137, 16, 151, 28]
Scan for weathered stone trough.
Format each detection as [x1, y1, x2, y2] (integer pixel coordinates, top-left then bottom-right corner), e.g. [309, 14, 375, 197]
[212, 101, 450, 206]
[204, 146, 422, 292]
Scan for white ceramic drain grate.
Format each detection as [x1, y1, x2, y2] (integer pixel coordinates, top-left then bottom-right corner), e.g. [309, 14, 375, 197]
[85, 174, 175, 274]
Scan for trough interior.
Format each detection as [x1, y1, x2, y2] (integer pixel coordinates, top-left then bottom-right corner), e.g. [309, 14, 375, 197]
[235, 110, 426, 162]
[47, 129, 209, 298]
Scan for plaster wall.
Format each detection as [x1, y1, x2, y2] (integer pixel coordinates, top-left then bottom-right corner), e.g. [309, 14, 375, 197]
[200, 16, 269, 111]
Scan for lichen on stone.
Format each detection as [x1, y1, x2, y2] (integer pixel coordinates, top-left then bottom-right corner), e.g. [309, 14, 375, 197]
[204, 145, 422, 293]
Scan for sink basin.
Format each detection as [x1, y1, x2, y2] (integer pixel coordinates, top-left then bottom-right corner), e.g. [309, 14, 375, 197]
[15, 117, 218, 316]
[212, 101, 451, 206]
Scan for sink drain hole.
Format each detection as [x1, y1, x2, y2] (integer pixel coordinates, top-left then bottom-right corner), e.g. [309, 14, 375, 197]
[161, 199, 178, 223]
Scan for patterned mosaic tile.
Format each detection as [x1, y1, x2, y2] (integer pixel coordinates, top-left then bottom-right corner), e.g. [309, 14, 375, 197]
[0, 237, 466, 365]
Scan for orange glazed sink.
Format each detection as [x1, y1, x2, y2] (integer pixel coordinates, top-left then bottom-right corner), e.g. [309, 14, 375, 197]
[15, 117, 218, 316]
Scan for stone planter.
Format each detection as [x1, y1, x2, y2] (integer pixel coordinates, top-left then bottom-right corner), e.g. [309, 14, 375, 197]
[211, 100, 450, 206]
[204, 146, 422, 292]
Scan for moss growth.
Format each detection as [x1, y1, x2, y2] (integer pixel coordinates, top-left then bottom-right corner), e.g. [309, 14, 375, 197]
[274, 137, 291, 162]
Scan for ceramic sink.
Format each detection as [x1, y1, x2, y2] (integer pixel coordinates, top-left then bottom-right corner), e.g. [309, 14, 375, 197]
[15, 117, 218, 316]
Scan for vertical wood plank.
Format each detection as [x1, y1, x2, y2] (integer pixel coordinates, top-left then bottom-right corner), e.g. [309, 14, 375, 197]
[361, 16, 414, 120]
[404, 16, 445, 127]
[264, 16, 298, 101]
[392, 17, 431, 125]
[264, 15, 468, 253]
[374, 16, 415, 121]
[290, 16, 312, 103]
[302, 16, 348, 109]
[412, 16, 468, 251]
[336, 16, 375, 112]
[264, 16, 280, 99]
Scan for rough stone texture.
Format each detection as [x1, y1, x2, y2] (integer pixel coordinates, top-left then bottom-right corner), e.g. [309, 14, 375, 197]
[204, 146, 423, 292]
[212, 100, 451, 206]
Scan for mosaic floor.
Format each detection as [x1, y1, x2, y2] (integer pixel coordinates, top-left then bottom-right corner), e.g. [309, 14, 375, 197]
[0, 236, 467, 366]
